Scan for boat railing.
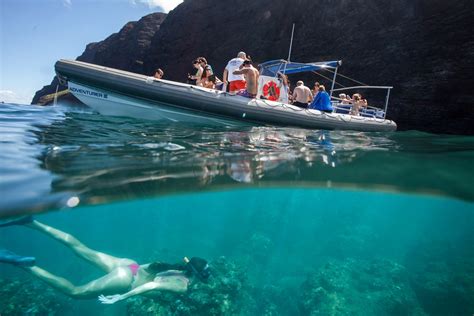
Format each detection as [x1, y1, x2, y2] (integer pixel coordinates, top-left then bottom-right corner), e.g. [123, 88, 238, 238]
[331, 100, 386, 119]
[331, 85, 393, 119]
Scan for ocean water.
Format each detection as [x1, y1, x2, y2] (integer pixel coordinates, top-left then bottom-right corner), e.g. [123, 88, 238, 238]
[0, 102, 473, 315]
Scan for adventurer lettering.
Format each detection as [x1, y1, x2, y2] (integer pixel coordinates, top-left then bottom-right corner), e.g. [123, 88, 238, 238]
[70, 87, 108, 99]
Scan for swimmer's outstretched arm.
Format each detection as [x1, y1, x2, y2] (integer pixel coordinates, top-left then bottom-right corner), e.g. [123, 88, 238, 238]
[98, 282, 160, 304]
[98, 271, 189, 304]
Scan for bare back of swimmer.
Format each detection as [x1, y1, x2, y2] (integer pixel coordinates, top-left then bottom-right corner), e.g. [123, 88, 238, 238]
[0, 216, 209, 303]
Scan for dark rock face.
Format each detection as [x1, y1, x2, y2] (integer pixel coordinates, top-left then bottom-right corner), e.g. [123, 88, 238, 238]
[77, 12, 167, 73]
[33, 0, 474, 134]
[143, 0, 474, 134]
[32, 76, 66, 105]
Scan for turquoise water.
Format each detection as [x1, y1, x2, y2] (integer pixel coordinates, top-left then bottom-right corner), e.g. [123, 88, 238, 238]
[0, 103, 473, 315]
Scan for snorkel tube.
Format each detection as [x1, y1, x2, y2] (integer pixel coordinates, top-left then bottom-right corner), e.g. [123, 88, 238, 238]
[184, 256, 210, 282]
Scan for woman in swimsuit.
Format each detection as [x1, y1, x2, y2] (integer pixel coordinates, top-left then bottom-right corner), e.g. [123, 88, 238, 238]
[0, 217, 209, 304]
[188, 59, 204, 86]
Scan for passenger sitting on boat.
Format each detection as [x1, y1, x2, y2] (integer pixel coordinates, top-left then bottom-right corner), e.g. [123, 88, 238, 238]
[309, 85, 333, 113]
[350, 93, 366, 115]
[198, 57, 213, 73]
[292, 81, 313, 109]
[361, 96, 368, 108]
[223, 51, 247, 93]
[203, 74, 218, 89]
[188, 60, 204, 86]
[345, 94, 353, 104]
[312, 82, 320, 97]
[202, 67, 214, 87]
[233, 59, 259, 99]
[339, 93, 350, 104]
[154, 68, 164, 79]
[0, 217, 210, 303]
[214, 76, 225, 91]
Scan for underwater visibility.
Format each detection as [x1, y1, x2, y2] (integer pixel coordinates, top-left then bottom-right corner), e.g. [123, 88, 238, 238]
[0, 102, 473, 315]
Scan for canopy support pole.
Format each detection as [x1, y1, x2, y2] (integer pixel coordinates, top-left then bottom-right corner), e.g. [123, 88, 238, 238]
[329, 67, 338, 98]
[384, 88, 391, 119]
[281, 23, 296, 77]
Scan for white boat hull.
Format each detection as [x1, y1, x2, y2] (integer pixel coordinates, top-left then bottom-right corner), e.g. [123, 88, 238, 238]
[57, 59, 397, 132]
[68, 82, 243, 126]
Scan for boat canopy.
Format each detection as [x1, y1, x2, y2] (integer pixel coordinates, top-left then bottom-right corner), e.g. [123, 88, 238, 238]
[259, 59, 341, 77]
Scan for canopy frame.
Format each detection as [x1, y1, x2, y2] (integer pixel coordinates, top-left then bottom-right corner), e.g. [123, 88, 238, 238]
[258, 59, 392, 119]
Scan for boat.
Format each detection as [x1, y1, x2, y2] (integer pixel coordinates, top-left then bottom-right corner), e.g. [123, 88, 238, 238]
[54, 59, 397, 132]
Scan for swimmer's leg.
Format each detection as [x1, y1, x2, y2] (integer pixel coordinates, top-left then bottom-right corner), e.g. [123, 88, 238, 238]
[0, 249, 35, 267]
[0, 215, 33, 227]
[25, 220, 134, 272]
[26, 265, 134, 299]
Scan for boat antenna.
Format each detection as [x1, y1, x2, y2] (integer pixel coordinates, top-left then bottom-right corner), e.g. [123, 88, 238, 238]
[281, 23, 295, 77]
[287, 23, 295, 62]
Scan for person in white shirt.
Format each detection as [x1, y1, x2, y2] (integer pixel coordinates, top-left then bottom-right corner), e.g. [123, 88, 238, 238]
[222, 51, 246, 93]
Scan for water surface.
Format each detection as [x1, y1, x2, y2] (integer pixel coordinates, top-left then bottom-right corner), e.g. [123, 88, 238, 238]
[0, 102, 472, 315]
[0, 102, 472, 216]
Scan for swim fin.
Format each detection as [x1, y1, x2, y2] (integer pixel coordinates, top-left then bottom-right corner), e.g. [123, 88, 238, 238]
[0, 215, 33, 228]
[0, 249, 35, 267]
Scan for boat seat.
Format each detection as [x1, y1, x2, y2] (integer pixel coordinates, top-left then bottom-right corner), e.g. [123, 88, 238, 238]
[334, 104, 352, 114]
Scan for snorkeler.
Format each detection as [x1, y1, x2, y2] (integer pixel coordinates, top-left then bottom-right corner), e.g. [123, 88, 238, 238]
[0, 216, 210, 304]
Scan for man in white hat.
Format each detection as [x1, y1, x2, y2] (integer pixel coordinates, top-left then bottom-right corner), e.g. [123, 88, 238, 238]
[222, 51, 247, 93]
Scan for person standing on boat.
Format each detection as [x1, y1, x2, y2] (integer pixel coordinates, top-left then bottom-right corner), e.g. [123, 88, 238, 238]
[277, 72, 290, 104]
[350, 93, 367, 115]
[223, 52, 246, 93]
[232, 59, 259, 98]
[198, 57, 213, 83]
[309, 85, 333, 113]
[0, 216, 210, 303]
[188, 59, 204, 86]
[292, 81, 313, 108]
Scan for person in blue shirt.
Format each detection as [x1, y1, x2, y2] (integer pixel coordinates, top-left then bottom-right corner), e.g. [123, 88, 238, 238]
[309, 85, 333, 113]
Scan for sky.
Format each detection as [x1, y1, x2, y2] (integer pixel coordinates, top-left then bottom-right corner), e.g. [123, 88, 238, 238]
[0, 0, 183, 104]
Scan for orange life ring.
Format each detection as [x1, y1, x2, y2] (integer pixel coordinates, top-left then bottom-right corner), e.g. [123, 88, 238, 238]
[263, 81, 280, 101]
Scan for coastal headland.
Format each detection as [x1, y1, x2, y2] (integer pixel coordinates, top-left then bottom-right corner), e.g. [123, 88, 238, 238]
[32, 0, 474, 135]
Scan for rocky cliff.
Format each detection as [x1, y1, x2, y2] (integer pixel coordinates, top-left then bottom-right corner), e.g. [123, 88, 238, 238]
[31, 12, 167, 104]
[33, 0, 474, 134]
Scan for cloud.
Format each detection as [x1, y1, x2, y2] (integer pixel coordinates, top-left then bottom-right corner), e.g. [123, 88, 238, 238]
[0, 90, 33, 104]
[62, 0, 72, 8]
[130, 0, 183, 13]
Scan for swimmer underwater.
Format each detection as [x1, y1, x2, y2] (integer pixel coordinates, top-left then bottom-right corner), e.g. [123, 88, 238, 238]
[0, 216, 210, 304]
